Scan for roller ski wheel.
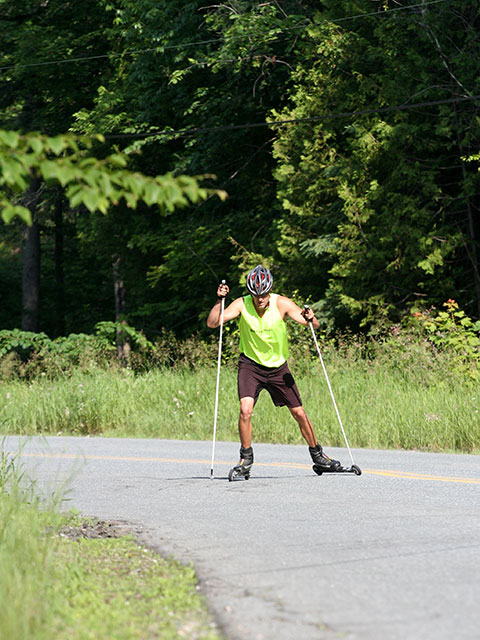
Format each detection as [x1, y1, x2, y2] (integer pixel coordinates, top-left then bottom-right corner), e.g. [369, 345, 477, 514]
[313, 463, 362, 476]
[228, 463, 251, 482]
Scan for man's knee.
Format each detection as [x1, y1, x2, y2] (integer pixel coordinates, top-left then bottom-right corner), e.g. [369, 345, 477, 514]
[289, 405, 307, 422]
[239, 398, 254, 421]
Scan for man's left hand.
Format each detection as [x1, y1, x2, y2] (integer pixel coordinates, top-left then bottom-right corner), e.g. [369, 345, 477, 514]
[302, 307, 314, 322]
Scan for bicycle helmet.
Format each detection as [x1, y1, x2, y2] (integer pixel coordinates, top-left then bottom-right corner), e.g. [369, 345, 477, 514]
[246, 265, 273, 296]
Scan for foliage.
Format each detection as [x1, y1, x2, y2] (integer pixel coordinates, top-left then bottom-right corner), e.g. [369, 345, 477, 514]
[0, 0, 114, 134]
[0, 129, 226, 224]
[271, 0, 480, 327]
[67, 0, 314, 332]
[0, 323, 147, 377]
[403, 299, 480, 378]
[2, 296, 480, 381]
[0, 328, 51, 359]
[0, 321, 238, 378]
[1, 0, 480, 338]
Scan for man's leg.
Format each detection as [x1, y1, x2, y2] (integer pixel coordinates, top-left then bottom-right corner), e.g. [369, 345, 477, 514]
[288, 405, 317, 447]
[239, 396, 255, 448]
[289, 405, 340, 469]
[231, 396, 255, 473]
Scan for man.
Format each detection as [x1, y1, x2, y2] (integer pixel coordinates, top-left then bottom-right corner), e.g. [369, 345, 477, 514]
[207, 264, 340, 476]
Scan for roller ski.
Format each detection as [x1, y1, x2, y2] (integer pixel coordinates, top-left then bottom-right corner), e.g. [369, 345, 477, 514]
[310, 444, 362, 477]
[228, 446, 253, 482]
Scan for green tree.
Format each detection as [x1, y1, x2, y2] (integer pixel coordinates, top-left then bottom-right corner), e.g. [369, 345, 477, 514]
[0, 0, 117, 332]
[71, 1, 315, 333]
[272, 0, 480, 327]
[0, 0, 114, 133]
[0, 129, 226, 331]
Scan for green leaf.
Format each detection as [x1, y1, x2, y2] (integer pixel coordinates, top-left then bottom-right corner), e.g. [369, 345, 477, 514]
[107, 154, 128, 168]
[143, 181, 164, 206]
[39, 160, 60, 182]
[417, 248, 444, 275]
[1, 204, 32, 225]
[124, 192, 138, 208]
[81, 187, 102, 213]
[0, 130, 20, 149]
[0, 157, 28, 189]
[48, 136, 67, 156]
[29, 137, 44, 155]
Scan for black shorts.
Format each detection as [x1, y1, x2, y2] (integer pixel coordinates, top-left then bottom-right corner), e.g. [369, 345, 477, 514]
[237, 354, 302, 408]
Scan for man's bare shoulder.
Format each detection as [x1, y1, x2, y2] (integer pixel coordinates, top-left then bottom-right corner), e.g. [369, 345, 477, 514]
[275, 294, 298, 318]
[230, 296, 245, 308]
[223, 295, 245, 321]
[275, 294, 295, 309]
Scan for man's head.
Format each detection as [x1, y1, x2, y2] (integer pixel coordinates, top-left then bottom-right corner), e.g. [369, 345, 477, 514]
[246, 265, 273, 297]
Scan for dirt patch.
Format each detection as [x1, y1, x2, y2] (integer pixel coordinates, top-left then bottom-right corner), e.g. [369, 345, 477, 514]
[59, 519, 134, 540]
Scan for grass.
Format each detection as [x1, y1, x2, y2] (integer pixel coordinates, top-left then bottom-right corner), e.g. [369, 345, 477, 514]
[50, 524, 223, 640]
[0, 445, 59, 640]
[1, 356, 479, 452]
[0, 447, 223, 640]
[0, 490, 60, 639]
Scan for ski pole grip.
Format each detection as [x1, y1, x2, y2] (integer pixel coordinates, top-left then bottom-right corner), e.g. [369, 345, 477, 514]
[303, 304, 313, 324]
[217, 280, 227, 302]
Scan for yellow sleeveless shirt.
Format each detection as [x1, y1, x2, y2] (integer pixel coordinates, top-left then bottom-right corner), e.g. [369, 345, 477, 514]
[238, 294, 289, 367]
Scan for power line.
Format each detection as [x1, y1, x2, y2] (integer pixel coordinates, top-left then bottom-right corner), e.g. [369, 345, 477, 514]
[105, 94, 480, 141]
[0, 39, 221, 72]
[328, 0, 445, 23]
[0, 0, 446, 72]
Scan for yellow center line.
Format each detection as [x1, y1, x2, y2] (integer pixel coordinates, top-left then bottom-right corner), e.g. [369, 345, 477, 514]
[364, 468, 480, 484]
[13, 451, 480, 484]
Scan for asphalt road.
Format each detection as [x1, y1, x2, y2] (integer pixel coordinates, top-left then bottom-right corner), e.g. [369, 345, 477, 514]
[5, 436, 480, 640]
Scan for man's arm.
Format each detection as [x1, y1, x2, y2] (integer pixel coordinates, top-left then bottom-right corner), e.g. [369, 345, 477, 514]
[206, 282, 244, 328]
[277, 295, 320, 329]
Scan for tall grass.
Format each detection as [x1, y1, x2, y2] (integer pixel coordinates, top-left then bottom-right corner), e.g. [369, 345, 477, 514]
[1, 350, 478, 452]
[2, 315, 479, 452]
[0, 445, 63, 640]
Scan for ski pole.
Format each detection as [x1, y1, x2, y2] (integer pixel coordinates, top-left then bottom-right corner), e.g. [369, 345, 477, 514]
[304, 305, 356, 468]
[210, 280, 226, 479]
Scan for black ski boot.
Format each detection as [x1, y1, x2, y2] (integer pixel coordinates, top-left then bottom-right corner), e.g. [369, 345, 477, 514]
[228, 446, 254, 482]
[309, 444, 341, 474]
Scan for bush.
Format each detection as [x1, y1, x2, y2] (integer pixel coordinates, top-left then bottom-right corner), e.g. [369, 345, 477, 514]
[0, 329, 110, 379]
[0, 323, 233, 379]
[398, 299, 480, 380]
[1, 301, 479, 381]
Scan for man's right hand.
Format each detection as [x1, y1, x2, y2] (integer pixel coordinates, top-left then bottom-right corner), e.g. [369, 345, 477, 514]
[217, 282, 229, 299]
[207, 285, 243, 328]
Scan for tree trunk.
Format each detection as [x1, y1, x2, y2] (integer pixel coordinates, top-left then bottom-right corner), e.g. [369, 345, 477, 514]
[464, 187, 480, 318]
[21, 178, 41, 332]
[112, 254, 130, 362]
[454, 105, 480, 318]
[54, 191, 65, 336]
